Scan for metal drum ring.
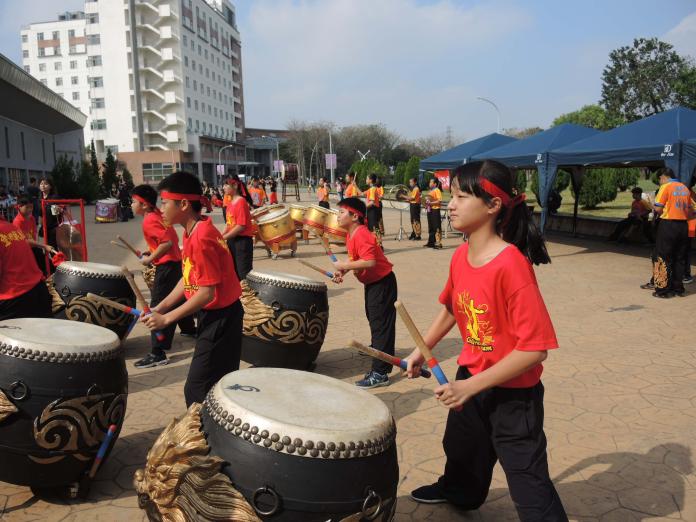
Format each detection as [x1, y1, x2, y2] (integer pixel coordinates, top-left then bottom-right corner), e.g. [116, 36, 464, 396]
[252, 486, 281, 516]
[86, 383, 102, 401]
[362, 488, 382, 520]
[9, 380, 29, 401]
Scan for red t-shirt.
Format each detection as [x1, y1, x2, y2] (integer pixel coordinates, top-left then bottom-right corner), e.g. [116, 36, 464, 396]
[346, 225, 393, 285]
[12, 213, 36, 241]
[225, 197, 255, 237]
[182, 217, 241, 310]
[0, 220, 44, 300]
[439, 243, 558, 388]
[142, 211, 181, 266]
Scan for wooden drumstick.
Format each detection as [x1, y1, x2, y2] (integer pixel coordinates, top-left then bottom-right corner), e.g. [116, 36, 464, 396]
[110, 240, 130, 251]
[395, 301, 461, 410]
[325, 247, 338, 263]
[116, 235, 142, 258]
[349, 340, 431, 378]
[298, 259, 334, 279]
[86, 292, 142, 316]
[121, 267, 165, 342]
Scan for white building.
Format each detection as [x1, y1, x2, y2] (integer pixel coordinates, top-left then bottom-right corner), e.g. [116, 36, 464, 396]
[22, 0, 247, 185]
[20, 12, 92, 143]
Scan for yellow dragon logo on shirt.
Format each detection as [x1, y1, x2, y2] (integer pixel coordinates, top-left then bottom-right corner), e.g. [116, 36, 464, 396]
[457, 292, 495, 352]
[182, 257, 198, 291]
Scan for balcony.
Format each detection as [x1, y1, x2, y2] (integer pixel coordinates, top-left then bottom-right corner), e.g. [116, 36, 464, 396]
[134, 0, 158, 15]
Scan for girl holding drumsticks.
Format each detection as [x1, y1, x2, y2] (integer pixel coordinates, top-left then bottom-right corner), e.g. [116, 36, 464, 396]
[406, 161, 567, 521]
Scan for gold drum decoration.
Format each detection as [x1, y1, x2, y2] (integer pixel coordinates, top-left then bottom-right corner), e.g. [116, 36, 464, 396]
[257, 209, 297, 259]
[324, 208, 348, 244]
[302, 204, 331, 237]
[289, 204, 307, 231]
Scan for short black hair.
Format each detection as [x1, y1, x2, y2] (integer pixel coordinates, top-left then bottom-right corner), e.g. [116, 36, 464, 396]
[132, 184, 158, 207]
[17, 194, 32, 206]
[631, 186, 643, 194]
[158, 171, 202, 212]
[338, 196, 366, 224]
[29, 177, 36, 183]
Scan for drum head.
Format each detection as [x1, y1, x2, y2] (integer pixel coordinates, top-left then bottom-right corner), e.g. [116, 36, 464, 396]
[257, 209, 289, 224]
[207, 368, 394, 458]
[309, 205, 330, 214]
[246, 270, 327, 292]
[0, 318, 120, 359]
[56, 261, 125, 278]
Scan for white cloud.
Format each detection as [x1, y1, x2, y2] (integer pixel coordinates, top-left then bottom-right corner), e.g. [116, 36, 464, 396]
[241, 0, 532, 137]
[663, 10, 696, 59]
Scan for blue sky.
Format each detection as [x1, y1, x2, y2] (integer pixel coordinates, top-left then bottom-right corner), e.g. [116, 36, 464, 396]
[2, 0, 695, 142]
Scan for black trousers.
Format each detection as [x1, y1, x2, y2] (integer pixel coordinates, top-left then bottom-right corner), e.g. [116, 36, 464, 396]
[318, 200, 330, 209]
[439, 367, 567, 521]
[427, 209, 442, 246]
[227, 236, 254, 280]
[653, 219, 688, 295]
[366, 206, 380, 231]
[410, 204, 421, 237]
[364, 272, 397, 375]
[184, 299, 243, 407]
[609, 216, 653, 242]
[684, 238, 693, 278]
[150, 262, 196, 356]
[0, 280, 53, 321]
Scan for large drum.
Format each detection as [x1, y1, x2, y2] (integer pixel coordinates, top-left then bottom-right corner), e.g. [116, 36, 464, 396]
[256, 209, 297, 259]
[241, 270, 328, 370]
[201, 368, 398, 521]
[95, 198, 119, 223]
[289, 204, 306, 231]
[325, 208, 348, 244]
[303, 204, 331, 238]
[0, 319, 127, 489]
[50, 261, 136, 340]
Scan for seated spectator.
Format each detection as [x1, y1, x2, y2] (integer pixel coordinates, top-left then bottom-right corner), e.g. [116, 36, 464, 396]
[609, 187, 653, 243]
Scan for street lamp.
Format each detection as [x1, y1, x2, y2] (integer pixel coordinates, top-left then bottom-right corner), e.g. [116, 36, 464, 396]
[476, 96, 501, 133]
[262, 135, 280, 178]
[217, 144, 235, 185]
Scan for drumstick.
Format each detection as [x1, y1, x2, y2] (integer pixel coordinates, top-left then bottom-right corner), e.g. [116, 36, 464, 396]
[325, 247, 338, 263]
[395, 301, 462, 411]
[88, 424, 117, 479]
[116, 235, 142, 258]
[348, 340, 431, 378]
[121, 267, 165, 342]
[86, 293, 142, 316]
[298, 259, 334, 279]
[110, 240, 130, 251]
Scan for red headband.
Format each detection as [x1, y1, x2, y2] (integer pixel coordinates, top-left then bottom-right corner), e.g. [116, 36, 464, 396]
[478, 178, 526, 208]
[133, 194, 162, 214]
[226, 178, 248, 198]
[160, 191, 212, 212]
[338, 203, 364, 219]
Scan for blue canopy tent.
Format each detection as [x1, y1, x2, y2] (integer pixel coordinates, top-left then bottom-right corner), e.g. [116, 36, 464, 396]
[545, 107, 696, 231]
[470, 123, 601, 232]
[419, 133, 517, 171]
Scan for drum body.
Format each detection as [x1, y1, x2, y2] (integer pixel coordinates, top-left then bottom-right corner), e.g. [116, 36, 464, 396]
[303, 205, 330, 237]
[0, 319, 127, 488]
[241, 270, 328, 370]
[289, 204, 306, 231]
[257, 210, 296, 249]
[251, 204, 284, 243]
[51, 261, 136, 340]
[201, 369, 398, 521]
[95, 199, 118, 223]
[324, 208, 347, 244]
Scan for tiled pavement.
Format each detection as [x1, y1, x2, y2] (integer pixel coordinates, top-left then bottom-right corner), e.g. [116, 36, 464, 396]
[1, 198, 695, 521]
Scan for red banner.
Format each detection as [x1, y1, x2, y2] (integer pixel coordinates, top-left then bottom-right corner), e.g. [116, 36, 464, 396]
[434, 170, 450, 190]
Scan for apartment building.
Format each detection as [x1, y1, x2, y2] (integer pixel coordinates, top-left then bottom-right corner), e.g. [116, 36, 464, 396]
[22, 0, 248, 185]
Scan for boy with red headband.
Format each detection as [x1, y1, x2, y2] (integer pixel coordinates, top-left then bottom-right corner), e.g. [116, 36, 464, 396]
[332, 197, 398, 388]
[141, 171, 243, 406]
[131, 184, 196, 369]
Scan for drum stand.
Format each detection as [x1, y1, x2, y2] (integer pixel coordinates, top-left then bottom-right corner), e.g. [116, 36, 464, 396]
[395, 208, 406, 241]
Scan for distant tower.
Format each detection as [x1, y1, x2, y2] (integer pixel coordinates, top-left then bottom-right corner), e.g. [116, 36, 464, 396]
[445, 126, 453, 148]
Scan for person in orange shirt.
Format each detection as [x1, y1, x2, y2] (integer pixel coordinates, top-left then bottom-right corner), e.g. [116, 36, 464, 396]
[221, 178, 256, 280]
[344, 172, 362, 198]
[651, 168, 693, 298]
[408, 177, 422, 240]
[248, 177, 267, 208]
[365, 174, 383, 247]
[317, 177, 330, 209]
[424, 177, 443, 249]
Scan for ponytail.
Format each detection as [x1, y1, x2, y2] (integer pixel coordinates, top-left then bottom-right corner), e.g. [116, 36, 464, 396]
[451, 161, 550, 265]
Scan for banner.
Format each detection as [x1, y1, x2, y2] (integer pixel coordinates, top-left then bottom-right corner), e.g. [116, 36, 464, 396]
[325, 153, 337, 169]
[434, 170, 450, 190]
[216, 164, 225, 176]
[273, 160, 284, 173]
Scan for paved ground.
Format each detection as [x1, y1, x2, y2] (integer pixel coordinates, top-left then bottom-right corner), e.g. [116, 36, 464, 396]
[1, 196, 695, 521]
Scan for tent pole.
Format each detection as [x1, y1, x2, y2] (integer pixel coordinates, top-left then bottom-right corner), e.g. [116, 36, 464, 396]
[571, 167, 583, 237]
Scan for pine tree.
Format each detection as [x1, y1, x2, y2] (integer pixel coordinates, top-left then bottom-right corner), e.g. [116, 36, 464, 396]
[101, 148, 118, 198]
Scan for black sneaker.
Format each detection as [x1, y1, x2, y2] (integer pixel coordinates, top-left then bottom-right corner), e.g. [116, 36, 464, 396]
[640, 282, 655, 290]
[134, 353, 168, 369]
[355, 371, 389, 389]
[410, 483, 448, 504]
[179, 331, 197, 338]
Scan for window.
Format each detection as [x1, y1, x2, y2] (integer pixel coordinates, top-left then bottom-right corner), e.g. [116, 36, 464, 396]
[192, 59, 196, 69]
[206, 86, 210, 96]
[187, 117, 192, 129]
[22, 50, 29, 58]
[72, 92, 80, 101]
[21, 34, 27, 43]
[199, 64, 202, 73]
[191, 39, 195, 50]
[214, 107, 217, 117]
[54, 62, 62, 71]
[91, 98, 105, 108]
[70, 60, 77, 69]
[24, 65, 30, 73]
[198, 44, 201, 55]
[87, 34, 100, 45]
[184, 56, 188, 67]
[87, 13, 99, 24]
[142, 162, 174, 183]
[194, 100, 198, 110]
[89, 76, 103, 87]
[37, 32, 44, 41]
[187, 97, 191, 108]
[90, 119, 107, 130]
[68, 29, 75, 38]
[71, 76, 78, 85]
[88, 55, 102, 66]
[205, 68, 209, 78]
[204, 49, 208, 59]
[52, 31, 60, 40]
[40, 78, 47, 85]
[195, 119, 199, 131]
[193, 79, 197, 91]
[55, 78, 63, 86]
[185, 76, 190, 88]
[183, 35, 187, 45]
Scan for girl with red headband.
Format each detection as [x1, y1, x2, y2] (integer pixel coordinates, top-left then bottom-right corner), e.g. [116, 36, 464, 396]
[332, 196, 398, 389]
[406, 161, 566, 520]
[131, 184, 196, 369]
[221, 177, 255, 280]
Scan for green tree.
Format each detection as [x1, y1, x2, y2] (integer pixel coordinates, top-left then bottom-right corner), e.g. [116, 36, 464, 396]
[89, 140, 99, 179]
[515, 170, 528, 194]
[50, 155, 79, 197]
[121, 167, 135, 190]
[76, 160, 100, 202]
[347, 158, 388, 189]
[613, 168, 640, 191]
[530, 169, 571, 204]
[100, 148, 118, 197]
[503, 126, 544, 139]
[394, 162, 407, 187]
[552, 104, 623, 130]
[601, 37, 696, 122]
[577, 169, 617, 209]
[403, 156, 421, 187]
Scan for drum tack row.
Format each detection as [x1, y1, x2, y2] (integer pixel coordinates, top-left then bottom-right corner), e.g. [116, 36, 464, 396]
[0, 246, 398, 520]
